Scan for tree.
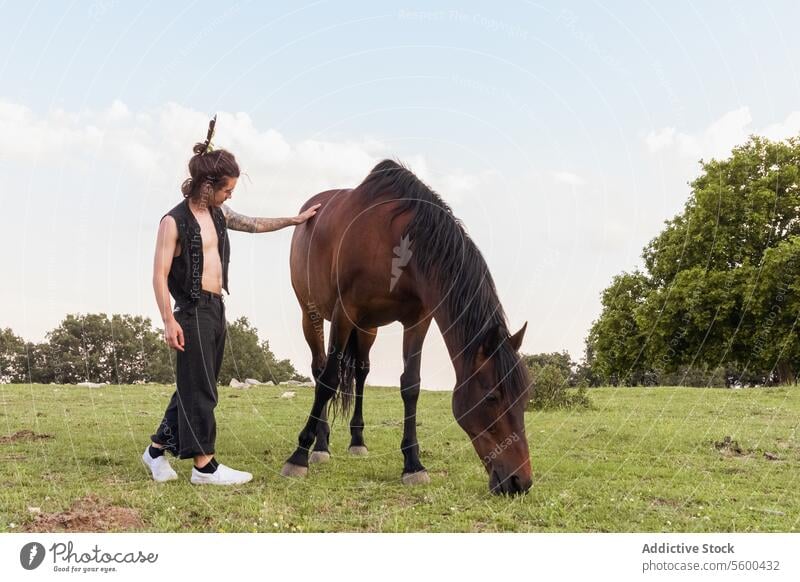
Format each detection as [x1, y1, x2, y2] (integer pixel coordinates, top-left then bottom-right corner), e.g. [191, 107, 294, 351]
[590, 135, 800, 386]
[574, 342, 602, 387]
[746, 237, 800, 383]
[108, 314, 173, 384]
[0, 328, 28, 383]
[220, 317, 307, 385]
[643, 136, 800, 286]
[521, 351, 574, 382]
[38, 314, 172, 384]
[4, 314, 308, 386]
[587, 271, 651, 385]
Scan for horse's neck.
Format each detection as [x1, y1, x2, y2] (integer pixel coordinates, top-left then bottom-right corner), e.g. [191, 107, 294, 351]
[422, 285, 469, 376]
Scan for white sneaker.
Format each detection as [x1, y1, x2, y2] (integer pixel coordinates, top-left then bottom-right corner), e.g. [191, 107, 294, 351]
[141, 446, 178, 482]
[190, 463, 252, 486]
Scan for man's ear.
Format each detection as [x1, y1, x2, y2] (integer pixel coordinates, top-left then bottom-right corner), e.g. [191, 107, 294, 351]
[507, 322, 527, 352]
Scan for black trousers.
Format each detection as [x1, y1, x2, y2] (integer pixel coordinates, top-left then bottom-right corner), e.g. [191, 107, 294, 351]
[152, 291, 226, 459]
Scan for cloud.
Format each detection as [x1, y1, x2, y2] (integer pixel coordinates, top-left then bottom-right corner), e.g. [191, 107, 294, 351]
[0, 100, 395, 215]
[0, 99, 516, 213]
[553, 171, 585, 186]
[644, 107, 800, 160]
[644, 127, 676, 152]
[762, 111, 800, 141]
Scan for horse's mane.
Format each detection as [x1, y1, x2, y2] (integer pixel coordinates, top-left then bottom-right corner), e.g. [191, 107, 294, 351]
[356, 159, 528, 401]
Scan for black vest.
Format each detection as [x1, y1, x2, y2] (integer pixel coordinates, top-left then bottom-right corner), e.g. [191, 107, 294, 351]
[165, 199, 230, 306]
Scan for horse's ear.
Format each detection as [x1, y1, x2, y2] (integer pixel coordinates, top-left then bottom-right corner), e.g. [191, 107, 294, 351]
[507, 322, 527, 352]
[481, 323, 504, 354]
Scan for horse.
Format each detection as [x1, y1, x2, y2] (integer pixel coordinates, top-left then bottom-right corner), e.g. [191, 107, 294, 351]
[282, 159, 532, 495]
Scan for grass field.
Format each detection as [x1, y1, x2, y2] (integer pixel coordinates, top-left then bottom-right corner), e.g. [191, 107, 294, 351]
[0, 383, 798, 532]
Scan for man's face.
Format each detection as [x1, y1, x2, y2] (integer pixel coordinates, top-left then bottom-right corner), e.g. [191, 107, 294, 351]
[211, 176, 237, 207]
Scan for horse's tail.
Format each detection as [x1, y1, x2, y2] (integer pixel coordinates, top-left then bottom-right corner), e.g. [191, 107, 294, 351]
[328, 329, 358, 421]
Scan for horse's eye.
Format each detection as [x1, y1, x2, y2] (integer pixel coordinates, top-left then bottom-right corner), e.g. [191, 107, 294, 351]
[485, 391, 500, 404]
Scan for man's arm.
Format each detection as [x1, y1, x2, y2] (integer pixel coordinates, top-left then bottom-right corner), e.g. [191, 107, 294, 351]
[221, 203, 321, 233]
[153, 216, 184, 351]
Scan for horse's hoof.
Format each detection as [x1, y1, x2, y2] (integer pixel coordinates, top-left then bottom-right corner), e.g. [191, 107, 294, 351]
[309, 451, 331, 464]
[280, 463, 308, 478]
[348, 446, 369, 456]
[401, 471, 430, 486]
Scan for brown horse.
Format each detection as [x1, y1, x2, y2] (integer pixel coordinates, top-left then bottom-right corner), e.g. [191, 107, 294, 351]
[282, 160, 532, 495]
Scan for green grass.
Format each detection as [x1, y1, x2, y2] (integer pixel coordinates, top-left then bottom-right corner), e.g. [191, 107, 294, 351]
[0, 384, 798, 532]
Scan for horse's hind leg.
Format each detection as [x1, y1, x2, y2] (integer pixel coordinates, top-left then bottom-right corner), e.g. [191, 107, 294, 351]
[301, 304, 327, 380]
[282, 302, 354, 477]
[348, 327, 377, 456]
[301, 310, 332, 464]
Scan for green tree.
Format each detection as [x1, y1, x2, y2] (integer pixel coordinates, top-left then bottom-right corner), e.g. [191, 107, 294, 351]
[746, 237, 800, 383]
[7, 314, 308, 386]
[521, 351, 574, 382]
[0, 328, 28, 383]
[591, 135, 800, 386]
[574, 342, 602, 387]
[40, 314, 172, 384]
[587, 271, 651, 385]
[644, 136, 800, 286]
[220, 317, 307, 385]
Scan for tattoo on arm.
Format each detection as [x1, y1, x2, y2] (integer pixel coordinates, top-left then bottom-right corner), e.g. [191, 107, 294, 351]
[221, 204, 296, 233]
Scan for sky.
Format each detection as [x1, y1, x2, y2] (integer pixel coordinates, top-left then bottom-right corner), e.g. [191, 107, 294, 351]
[2, 1, 800, 389]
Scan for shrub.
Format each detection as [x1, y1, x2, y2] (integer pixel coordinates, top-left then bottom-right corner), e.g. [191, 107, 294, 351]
[526, 363, 591, 411]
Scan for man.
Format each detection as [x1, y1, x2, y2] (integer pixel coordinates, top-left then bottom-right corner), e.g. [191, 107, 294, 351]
[142, 119, 320, 485]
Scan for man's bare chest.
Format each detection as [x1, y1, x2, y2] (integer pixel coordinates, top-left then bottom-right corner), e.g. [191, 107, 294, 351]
[175, 211, 220, 258]
[195, 215, 219, 256]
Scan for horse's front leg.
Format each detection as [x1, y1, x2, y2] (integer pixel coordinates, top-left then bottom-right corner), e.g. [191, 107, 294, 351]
[399, 318, 431, 485]
[309, 406, 331, 463]
[282, 304, 354, 477]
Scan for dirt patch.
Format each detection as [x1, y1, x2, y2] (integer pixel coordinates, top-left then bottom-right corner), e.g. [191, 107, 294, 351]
[714, 436, 746, 457]
[0, 430, 54, 444]
[23, 495, 143, 533]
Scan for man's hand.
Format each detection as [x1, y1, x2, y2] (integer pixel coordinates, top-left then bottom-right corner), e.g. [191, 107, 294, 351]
[292, 203, 322, 225]
[164, 317, 185, 352]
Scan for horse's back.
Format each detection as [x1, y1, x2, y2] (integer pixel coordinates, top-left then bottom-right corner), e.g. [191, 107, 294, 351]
[290, 186, 413, 322]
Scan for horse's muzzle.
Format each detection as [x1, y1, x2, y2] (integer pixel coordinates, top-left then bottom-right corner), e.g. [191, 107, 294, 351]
[489, 470, 532, 495]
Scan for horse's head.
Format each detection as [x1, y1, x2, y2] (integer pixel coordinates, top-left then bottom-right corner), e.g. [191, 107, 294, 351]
[452, 322, 532, 495]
